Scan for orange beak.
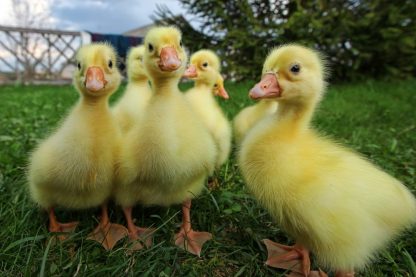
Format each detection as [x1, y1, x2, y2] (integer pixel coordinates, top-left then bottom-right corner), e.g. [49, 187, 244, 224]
[85, 66, 107, 92]
[249, 73, 280, 100]
[183, 64, 198, 78]
[158, 46, 181, 72]
[216, 85, 229, 99]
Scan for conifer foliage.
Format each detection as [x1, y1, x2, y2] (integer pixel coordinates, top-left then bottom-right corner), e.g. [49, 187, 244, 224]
[154, 0, 416, 81]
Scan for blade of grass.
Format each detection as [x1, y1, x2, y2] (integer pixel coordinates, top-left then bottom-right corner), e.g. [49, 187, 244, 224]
[3, 235, 46, 253]
[39, 237, 53, 277]
[403, 250, 416, 277]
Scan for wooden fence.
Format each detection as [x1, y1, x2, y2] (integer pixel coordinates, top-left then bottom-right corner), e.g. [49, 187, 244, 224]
[0, 25, 82, 84]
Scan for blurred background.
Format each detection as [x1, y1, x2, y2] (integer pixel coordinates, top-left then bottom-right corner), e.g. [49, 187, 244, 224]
[0, 0, 415, 84]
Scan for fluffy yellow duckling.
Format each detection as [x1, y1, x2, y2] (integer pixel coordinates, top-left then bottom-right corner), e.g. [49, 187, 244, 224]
[183, 50, 231, 169]
[233, 99, 278, 144]
[238, 45, 416, 276]
[28, 43, 127, 250]
[112, 45, 152, 132]
[115, 27, 216, 256]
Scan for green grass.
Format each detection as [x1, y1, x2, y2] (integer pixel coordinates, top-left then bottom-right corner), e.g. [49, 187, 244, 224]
[0, 79, 415, 276]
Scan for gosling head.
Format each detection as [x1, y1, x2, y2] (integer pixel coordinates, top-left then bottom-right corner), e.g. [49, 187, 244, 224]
[184, 49, 219, 80]
[127, 45, 147, 81]
[249, 45, 326, 105]
[143, 26, 187, 80]
[212, 73, 229, 99]
[73, 43, 121, 97]
[184, 50, 228, 99]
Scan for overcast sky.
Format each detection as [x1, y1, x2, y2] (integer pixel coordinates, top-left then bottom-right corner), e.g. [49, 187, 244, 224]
[0, 0, 185, 34]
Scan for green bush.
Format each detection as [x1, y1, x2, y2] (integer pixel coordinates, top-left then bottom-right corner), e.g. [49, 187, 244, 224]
[154, 0, 416, 81]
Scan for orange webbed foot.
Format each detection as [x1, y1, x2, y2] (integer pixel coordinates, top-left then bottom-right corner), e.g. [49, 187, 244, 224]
[174, 228, 212, 257]
[174, 199, 212, 257]
[127, 226, 155, 251]
[263, 239, 311, 277]
[49, 221, 79, 241]
[121, 206, 155, 252]
[87, 222, 128, 250]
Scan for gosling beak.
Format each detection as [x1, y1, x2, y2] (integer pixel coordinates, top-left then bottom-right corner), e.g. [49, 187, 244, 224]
[158, 46, 181, 72]
[249, 73, 280, 100]
[85, 66, 107, 92]
[216, 85, 229, 99]
[183, 64, 198, 78]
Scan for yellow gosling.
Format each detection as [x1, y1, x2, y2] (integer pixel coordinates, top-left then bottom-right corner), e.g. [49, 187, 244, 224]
[184, 49, 231, 169]
[238, 44, 416, 276]
[28, 43, 127, 250]
[112, 45, 152, 133]
[115, 27, 216, 256]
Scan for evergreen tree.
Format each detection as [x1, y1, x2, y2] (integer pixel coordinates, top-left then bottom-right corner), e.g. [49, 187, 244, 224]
[154, 0, 416, 81]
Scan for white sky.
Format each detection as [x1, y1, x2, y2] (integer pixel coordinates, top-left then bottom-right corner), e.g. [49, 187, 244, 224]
[0, 0, 185, 33]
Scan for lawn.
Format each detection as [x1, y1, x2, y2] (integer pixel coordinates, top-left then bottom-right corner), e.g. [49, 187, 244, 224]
[0, 79, 415, 276]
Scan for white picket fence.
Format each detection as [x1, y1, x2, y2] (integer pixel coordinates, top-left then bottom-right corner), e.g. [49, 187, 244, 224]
[0, 25, 82, 84]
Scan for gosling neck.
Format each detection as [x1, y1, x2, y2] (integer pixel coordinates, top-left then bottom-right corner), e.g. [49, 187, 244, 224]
[150, 75, 179, 94]
[275, 98, 318, 133]
[80, 93, 111, 111]
[194, 81, 214, 94]
[259, 99, 276, 108]
[195, 80, 214, 90]
[129, 74, 148, 85]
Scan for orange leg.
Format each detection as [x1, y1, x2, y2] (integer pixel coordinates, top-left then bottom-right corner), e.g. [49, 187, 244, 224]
[48, 208, 79, 241]
[174, 199, 212, 257]
[122, 206, 155, 251]
[87, 204, 128, 250]
[263, 239, 311, 277]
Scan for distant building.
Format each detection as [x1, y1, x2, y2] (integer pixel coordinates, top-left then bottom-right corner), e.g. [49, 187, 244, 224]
[124, 15, 182, 37]
[123, 23, 155, 37]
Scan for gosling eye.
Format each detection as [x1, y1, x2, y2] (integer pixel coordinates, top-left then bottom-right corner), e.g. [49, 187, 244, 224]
[214, 84, 218, 87]
[202, 62, 208, 68]
[290, 64, 301, 74]
[179, 40, 183, 47]
[77, 62, 81, 70]
[108, 60, 113, 69]
[148, 43, 154, 52]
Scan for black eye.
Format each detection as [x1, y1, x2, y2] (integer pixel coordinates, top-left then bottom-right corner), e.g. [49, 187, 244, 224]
[179, 40, 183, 47]
[148, 43, 154, 52]
[202, 62, 208, 68]
[108, 60, 113, 68]
[77, 62, 81, 70]
[214, 84, 218, 87]
[290, 64, 301, 74]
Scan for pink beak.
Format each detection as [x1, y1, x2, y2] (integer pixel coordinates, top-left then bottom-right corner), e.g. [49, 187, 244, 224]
[85, 66, 107, 92]
[158, 46, 181, 72]
[217, 85, 229, 99]
[183, 64, 198, 78]
[249, 73, 280, 99]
